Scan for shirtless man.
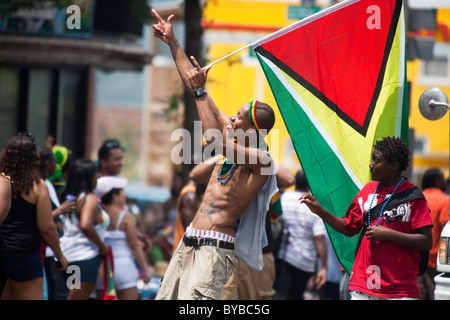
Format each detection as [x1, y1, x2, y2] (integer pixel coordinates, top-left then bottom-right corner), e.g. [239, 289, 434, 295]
[152, 9, 279, 300]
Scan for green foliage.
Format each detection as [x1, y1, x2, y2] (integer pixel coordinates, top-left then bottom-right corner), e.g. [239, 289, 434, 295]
[129, 0, 154, 24]
[165, 93, 183, 122]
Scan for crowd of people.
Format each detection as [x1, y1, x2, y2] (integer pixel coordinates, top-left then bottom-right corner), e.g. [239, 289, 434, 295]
[0, 135, 156, 300]
[0, 130, 446, 300]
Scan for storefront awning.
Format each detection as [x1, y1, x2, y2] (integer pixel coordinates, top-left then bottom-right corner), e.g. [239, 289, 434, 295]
[0, 35, 152, 71]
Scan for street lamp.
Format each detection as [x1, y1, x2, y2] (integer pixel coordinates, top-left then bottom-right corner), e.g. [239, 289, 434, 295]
[419, 87, 450, 121]
[418, 86, 450, 184]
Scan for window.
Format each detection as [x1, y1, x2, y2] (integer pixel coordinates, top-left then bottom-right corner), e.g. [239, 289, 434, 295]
[27, 69, 52, 144]
[0, 65, 87, 156]
[0, 68, 20, 146]
[414, 136, 428, 155]
[423, 57, 448, 78]
[418, 44, 450, 86]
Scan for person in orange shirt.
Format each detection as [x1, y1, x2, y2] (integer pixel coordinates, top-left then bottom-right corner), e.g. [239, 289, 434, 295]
[420, 168, 449, 299]
[172, 180, 197, 254]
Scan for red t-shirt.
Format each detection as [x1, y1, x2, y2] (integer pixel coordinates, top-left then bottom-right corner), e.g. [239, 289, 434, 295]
[344, 177, 433, 299]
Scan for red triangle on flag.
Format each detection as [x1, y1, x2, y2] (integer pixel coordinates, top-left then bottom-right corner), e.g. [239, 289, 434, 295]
[255, 0, 402, 136]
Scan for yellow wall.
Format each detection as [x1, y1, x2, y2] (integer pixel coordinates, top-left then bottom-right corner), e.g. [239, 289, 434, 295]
[203, 0, 301, 30]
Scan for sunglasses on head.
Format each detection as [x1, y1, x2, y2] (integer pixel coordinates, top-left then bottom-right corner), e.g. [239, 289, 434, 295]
[104, 140, 120, 149]
[17, 132, 35, 141]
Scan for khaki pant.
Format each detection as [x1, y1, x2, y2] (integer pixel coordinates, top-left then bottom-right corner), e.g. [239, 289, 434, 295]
[221, 253, 276, 300]
[155, 240, 236, 300]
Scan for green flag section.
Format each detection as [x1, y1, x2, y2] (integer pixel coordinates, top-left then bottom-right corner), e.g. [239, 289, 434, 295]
[253, 0, 407, 274]
[100, 247, 116, 300]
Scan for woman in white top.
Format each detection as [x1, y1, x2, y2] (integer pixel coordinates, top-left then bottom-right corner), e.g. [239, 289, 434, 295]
[94, 176, 151, 300]
[60, 159, 110, 300]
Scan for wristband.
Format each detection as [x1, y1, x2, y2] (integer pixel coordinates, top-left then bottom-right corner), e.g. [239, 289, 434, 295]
[193, 88, 207, 98]
[170, 42, 180, 49]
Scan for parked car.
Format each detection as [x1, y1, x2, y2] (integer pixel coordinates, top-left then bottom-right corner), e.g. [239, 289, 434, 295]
[434, 221, 450, 299]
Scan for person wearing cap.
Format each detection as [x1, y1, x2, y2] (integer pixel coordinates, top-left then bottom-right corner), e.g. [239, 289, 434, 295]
[48, 145, 72, 197]
[94, 176, 151, 300]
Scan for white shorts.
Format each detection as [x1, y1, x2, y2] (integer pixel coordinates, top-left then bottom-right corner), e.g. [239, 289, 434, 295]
[97, 256, 139, 291]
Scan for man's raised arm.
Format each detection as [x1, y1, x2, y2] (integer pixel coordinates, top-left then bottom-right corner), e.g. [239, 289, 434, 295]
[151, 9, 230, 134]
[187, 57, 274, 173]
[152, 9, 193, 94]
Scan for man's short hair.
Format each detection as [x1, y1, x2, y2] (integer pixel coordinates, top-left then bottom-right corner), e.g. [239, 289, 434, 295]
[295, 170, 309, 191]
[98, 139, 122, 160]
[422, 168, 444, 190]
[373, 136, 410, 171]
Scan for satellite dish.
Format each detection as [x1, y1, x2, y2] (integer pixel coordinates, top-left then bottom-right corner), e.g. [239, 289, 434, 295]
[418, 87, 450, 121]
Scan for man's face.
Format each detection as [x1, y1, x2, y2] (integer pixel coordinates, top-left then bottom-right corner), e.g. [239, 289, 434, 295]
[369, 148, 397, 182]
[101, 148, 123, 176]
[229, 104, 253, 132]
[227, 103, 260, 146]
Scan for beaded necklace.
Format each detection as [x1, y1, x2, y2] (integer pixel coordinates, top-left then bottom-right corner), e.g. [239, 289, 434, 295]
[217, 156, 237, 185]
[367, 177, 405, 227]
[217, 141, 269, 185]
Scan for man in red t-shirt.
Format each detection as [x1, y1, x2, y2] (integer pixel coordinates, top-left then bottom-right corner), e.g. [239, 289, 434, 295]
[300, 136, 433, 300]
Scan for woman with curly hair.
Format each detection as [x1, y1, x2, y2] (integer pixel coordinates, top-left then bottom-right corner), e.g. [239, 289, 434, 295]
[60, 159, 110, 300]
[0, 170, 12, 297]
[0, 132, 68, 300]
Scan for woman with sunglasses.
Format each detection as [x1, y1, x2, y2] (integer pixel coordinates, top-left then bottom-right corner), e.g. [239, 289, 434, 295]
[0, 133, 68, 299]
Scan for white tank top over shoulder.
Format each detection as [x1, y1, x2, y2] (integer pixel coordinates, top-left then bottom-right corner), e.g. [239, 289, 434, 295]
[104, 211, 133, 259]
[60, 194, 110, 262]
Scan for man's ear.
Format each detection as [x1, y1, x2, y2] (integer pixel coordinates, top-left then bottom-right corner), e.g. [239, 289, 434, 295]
[391, 160, 401, 172]
[99, 158, 105, 168]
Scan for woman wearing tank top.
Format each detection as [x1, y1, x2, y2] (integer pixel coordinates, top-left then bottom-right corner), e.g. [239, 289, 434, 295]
[94, 176, 151, 300]
[0, 133, 68, 300]
[60, 159, 110, 300]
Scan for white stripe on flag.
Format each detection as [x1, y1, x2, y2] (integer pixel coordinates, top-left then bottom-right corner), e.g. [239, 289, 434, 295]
[395, 2, 406, 138]
[258, 54, 364, 190]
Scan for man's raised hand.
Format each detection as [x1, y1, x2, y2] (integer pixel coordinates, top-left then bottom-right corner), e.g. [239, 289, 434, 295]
[187, 56, 212, 92]
[151, 9, 175, 45]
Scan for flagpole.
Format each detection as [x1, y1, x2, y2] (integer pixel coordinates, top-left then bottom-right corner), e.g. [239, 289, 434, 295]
[202, 43, 252, 70]
[201, 0, 357, 70]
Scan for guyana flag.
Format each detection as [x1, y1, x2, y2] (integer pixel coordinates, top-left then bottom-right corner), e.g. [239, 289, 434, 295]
[253, 0, 408, 273]
[100, 246, 116, 300]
